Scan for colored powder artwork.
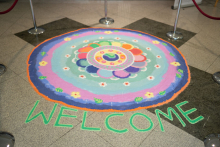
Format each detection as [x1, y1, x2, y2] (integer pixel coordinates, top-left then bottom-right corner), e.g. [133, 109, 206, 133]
[27, 28, 190, 112]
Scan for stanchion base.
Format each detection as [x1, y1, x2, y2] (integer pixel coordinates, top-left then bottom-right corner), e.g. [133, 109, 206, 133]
[0, 64, 6, 76]
[204, 134, 220, 147]
[166, 31, 183, 40]
[99, 17, 114, 25]
[213, 72, 220, 84]
[28, 27, 45, 35]
[0, 132, 15, 147]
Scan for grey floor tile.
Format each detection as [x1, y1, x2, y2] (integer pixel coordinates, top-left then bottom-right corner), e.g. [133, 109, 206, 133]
[49, 124, 113, 147]
[0, 43, 34, 74]
[83, 109, 159, 147]
[0, 68, 17, 83]
[0, 8, 25, 24]
[18, 71, 29, 83]
[0, 35, 28, 56]
[187, 31, 220, 56]
[0, 76, 39, 119]
[0, 76, 32, 97]
[178, 42, 218, 71]
[0, 18, 14, 36]
[1, 23, 28, 37]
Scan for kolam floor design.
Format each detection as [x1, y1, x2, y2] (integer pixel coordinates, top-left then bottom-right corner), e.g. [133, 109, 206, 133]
[26, 27, 190, 112]
[15, 16, 220, 143]
[1, 1, 220, 146]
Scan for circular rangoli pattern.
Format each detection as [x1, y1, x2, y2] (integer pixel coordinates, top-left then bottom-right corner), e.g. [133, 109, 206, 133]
[27, 28, 190, 112]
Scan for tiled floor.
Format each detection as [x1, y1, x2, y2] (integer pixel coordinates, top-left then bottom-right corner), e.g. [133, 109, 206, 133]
[0, 0, 220, 147]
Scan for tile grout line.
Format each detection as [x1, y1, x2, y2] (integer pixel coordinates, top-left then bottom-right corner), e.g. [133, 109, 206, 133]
[205, 55, 220, 73]
[0, 101, 36, 123]
[94, 132, 116, 147]
[137, 123, 160, 147]
[0, 10, 27, 38]
[47, 122, 82, 147]
[47, 111, 95, 147]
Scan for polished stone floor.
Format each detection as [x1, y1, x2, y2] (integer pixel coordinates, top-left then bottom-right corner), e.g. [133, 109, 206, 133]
[0, 0, 220, 147]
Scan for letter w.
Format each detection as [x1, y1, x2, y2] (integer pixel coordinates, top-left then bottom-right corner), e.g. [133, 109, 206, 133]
[25, 100, 58, 124]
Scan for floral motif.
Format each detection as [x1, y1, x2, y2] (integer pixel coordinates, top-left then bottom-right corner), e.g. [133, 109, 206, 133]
[75, 41, 148, 79]
[71, 92, 81, 98]
[146, 47, 151, 51]
[152, 40, 160, 44]
[64, 37, 71, 41]
[79, 75, 86, 79]
[99, 37, 104, 39]
[99, 82, 107, 87]
[145, 92, 154, 98]
[123, 82, 130, 86]
[156, 55, 161, 59]
[170, 62, 181, 66]
[115, 37, 120, 40]
[147, 76, 154, 80]
[71, 45, 76, 48]
[63, 67, 70, 71]
[65, 54, 71, 58]
[104, 31, 112, 34]
[83, 40, 89, 43]
[155, 64, 161, 69]
[132, 39, 138, 42]
[39, 61, 48, 66]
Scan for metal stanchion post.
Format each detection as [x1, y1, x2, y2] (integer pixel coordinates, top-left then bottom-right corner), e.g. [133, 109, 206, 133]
[0, 64, 6, 76]
[28, 0, 45, 35]
[167, 0, 183, 40]
[99, 0, 114, 25]
[213, 72, 220, 84]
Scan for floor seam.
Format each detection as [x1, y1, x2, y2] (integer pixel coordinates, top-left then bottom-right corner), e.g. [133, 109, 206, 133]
[94, 132, 116, 147]
[137, 123, 160, 147]
[205, 55, 219, 72]
[47, 122, 82, 147]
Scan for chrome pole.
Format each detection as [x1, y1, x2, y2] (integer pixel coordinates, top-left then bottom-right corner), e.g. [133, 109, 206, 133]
[28, 0, 45, 35]
[99, 0, 114, 25]
[105, 0, 107, 19]
[0, 64, 6, 76]
[167, 0, 183, 40]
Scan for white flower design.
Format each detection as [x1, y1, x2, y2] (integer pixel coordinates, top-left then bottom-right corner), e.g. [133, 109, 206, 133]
[65, 54, 71, 58]
[83, 40, 89, 43]
[99, 82, 107, 87]
[79, 75, 86, 79]
[147, 76, 154, 80]
[63, 67, 70, 71]
[123, 82, 130, 86]
[115, 37, 120, 40]
[71, 45, 76, 48]
[156, 55, 162, 59]
[155, 64, 161, 69]
[132, 39, 138, 42]
[146, 47, 151, 51]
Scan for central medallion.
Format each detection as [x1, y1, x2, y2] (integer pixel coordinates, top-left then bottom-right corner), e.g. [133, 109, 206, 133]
[87, 45, 135, 71]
